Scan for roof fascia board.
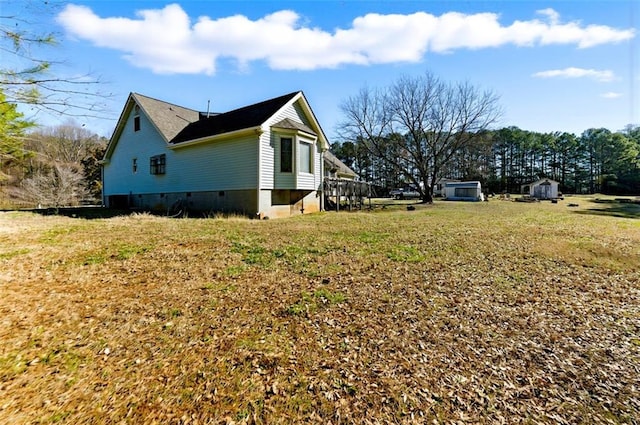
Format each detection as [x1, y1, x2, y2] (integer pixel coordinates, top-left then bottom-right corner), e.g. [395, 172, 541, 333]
[271, 126, 318, 142]
[293, 93, 330, 151]
[168, 126, 264, 149]
[104, 93, 135, 161]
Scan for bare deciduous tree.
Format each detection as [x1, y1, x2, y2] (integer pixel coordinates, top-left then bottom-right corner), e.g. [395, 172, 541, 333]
[339, 71, 502, 202]
[25, 120, 105, 164]
[17, 163, 88, 208]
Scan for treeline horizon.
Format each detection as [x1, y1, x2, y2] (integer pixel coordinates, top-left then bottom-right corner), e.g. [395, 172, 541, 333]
[332, 124, 640, 196]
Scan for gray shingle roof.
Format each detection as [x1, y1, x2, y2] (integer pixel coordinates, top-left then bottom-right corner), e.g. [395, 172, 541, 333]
[132, 93, 200, 142]
[272, 118, 316, 135]
[324, 150, 357, 178]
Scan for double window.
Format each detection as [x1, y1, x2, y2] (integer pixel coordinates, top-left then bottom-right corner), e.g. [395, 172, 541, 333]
[280, 136, 314, 174]
[150, 154, 166, 175]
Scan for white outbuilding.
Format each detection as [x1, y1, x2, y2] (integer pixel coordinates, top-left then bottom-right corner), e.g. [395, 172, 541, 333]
[521, 179, 560, 200]
[443, 181, 484, 202]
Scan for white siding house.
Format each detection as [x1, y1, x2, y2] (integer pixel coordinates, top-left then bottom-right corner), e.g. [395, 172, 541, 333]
[102, 92, 329, 218]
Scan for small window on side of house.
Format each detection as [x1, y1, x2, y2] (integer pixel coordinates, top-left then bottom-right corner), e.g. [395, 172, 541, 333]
[134, 115, 141, 132]
[150, 154, 166, 175]
[280, 137, 293, 173]
[132, 158, 138, 173]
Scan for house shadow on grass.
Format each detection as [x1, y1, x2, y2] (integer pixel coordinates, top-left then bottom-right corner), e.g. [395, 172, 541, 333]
[573, 199, 640, 219]
[30, 207, 134, 219]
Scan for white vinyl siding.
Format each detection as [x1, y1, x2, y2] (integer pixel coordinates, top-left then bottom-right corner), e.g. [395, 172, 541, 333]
[266, 98, 323, 191]
[262, 98, 313, 188]
[103, 109, 259, 196]
[104, 110, 167, 195]
[170, 135, 258, 192]
[259, 131, 275, 189]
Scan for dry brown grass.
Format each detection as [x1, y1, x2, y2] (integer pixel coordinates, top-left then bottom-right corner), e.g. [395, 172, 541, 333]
[1, 199, 639, 424]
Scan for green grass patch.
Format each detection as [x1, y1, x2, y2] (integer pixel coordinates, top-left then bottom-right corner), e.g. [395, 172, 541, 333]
[231, 241, 273, 267]
[0, 352, 27, 379]
[115, 244, 153, 260]
[387, 244, 426, 262]
[0, 248, 30, 260]
[287, 288, 347, 316]
[40, 224, 85, 244]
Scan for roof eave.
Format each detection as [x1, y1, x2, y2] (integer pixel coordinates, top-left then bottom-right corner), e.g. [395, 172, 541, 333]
[273, 92, 330, 151]
[295, 92, 331, 151]
[103, 93, 135, 161]
[169, 126, 264, 149]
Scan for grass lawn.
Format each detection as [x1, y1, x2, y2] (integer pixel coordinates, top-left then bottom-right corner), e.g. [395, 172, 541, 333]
[1, 197, 638, 424]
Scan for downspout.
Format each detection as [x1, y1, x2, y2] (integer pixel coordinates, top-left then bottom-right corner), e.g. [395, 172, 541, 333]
[256, 127, 263, 218]
[101, 163, 105, 207]
[319, 146, 325, 212]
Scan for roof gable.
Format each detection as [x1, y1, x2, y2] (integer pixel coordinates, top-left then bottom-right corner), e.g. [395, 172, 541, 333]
[104, 93, 200, 160]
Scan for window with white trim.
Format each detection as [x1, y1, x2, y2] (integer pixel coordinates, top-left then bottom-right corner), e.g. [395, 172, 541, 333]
[280, 137, 293, 173]
[299, 140, 312, 173]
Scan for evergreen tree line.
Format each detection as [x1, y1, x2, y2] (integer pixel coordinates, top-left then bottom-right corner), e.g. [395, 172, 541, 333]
[332, 125, 640, 196]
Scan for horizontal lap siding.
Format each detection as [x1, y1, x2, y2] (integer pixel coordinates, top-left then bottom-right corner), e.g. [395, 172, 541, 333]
[104, 112, 168, 196]
[314, 146, 322, 188]
[297, 173, 315, 189]
[260, 131, 274, 189]
[265, 102, 305, 128]
[171, 136, 258, 192]
[265, 100, 323, 191]
[104, 108, 259, 196]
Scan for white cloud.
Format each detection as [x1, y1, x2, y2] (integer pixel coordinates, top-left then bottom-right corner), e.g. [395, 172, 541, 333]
[532, 67, 615, 82]
[601, 92, 622, 99]
[536, 8, 560, 25]
[56, 4, 636, 75]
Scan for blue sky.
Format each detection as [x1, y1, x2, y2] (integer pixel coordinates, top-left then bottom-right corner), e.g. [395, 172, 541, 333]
[7, 0, 639, 140]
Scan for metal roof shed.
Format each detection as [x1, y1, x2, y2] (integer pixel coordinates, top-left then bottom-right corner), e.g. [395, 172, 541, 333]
[444, 181, 484, 202]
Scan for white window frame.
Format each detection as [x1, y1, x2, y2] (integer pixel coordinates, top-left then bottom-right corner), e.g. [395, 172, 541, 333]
[298, 139, 313, 174]
[280, 136, 293, 173]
